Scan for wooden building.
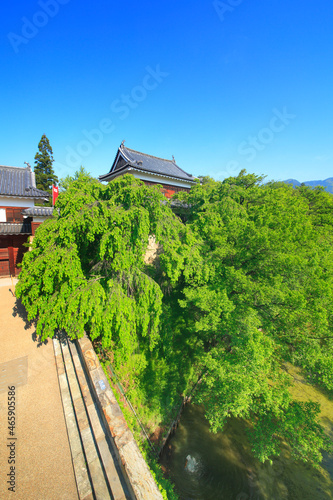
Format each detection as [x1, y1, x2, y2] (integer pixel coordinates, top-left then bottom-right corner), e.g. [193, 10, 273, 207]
[99, 142, 197, 198]
[0, 165, 52, 277]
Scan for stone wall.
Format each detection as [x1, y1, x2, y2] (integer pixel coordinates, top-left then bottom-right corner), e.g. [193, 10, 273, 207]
[144, 235, 162, 265]
[76, 334, 163, 500]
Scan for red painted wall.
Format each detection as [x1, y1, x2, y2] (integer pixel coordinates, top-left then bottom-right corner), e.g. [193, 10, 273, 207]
[0, 235, 28, 277]
[31, 222, 42, 236]
[142, 181, 190, 198]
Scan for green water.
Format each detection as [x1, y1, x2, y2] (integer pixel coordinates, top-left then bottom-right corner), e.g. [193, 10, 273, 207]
[160, 367, 333, 500]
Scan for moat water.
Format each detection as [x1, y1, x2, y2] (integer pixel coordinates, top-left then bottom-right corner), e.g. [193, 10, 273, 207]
[160, 366, 333, 500]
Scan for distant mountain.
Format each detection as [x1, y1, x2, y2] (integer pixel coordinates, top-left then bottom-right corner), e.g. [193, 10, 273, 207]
[283, 178, 333, 194]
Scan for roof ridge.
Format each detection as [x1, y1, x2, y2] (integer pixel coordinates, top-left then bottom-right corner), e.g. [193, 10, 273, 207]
[0, 165, 27, 170]
[124, 146, 175, 164]
[123, 146, 195, 179]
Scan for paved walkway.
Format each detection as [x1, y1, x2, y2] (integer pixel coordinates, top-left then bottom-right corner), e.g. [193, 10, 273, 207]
[0, 279, 78, 500]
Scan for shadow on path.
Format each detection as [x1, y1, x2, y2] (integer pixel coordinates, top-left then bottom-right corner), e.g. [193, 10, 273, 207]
[12, 297, 48, 347]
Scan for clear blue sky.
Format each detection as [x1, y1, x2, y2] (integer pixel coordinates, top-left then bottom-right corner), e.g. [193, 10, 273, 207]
[1, 0, 332, 183]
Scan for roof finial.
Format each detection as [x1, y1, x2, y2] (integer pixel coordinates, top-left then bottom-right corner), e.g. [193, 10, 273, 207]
[172, 155, 175, 163]
[24, 161, 31, 170]
[120, 140, 125, 148]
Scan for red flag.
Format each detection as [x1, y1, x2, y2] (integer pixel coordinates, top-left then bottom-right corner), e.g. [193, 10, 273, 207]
[52, 185, 59, 206]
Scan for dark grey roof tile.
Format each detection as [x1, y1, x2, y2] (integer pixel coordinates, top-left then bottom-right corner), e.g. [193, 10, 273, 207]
[22, 207, 54, 217]
[99, 144, 197, 183]
[0, 165, 50, 199]
[0, 223, 31, 235]
[120, 147, 196, 181]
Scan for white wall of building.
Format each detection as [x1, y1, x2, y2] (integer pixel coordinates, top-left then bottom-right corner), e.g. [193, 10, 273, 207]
[0, 197, 35, 208]
[32, 216, 49, 223]
[110, 168, 196, 189]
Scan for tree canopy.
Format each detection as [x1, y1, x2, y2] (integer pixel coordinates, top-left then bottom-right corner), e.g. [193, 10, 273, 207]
[16, 170, 333, 467]
[175, 172, 333, 463]
[16, 174, 193, 378]
[34, 134, 58, 202]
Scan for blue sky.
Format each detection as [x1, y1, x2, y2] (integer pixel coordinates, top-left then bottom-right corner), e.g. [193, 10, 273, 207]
[1, 0, 332, 183]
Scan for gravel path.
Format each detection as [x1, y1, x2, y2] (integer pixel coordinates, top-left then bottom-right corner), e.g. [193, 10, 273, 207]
[0, 280, 78, 500]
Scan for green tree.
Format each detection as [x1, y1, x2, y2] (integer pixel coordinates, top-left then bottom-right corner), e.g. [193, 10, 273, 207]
[59, 166, 90, 191]
[34, 134, 58, 203]
[176, 170, 333, 464]
[16, 170, 333, 468]
[16, 173, 192, 382]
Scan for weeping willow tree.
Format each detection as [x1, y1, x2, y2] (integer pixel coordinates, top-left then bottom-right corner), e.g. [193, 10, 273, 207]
[16, 173, 194, 381]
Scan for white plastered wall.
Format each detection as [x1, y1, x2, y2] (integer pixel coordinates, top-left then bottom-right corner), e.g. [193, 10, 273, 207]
[0, 197, 35, 208]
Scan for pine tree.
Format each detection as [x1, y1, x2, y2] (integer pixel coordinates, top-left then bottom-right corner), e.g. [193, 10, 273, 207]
[34, 134, 58, 201]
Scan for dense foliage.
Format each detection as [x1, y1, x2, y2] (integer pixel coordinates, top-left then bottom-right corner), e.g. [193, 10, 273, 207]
[16, 171, 333, 467]
[17, 173, 194, 383]
[34, 134, 58, 202]
[175, 173, 333, 463]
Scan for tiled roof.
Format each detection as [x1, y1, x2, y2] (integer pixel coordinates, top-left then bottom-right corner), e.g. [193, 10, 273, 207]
[0, 165, 50, 199]
[22, 207, 54, 217]
[99, 144, 197, 183]
[0, 222, 32, 235]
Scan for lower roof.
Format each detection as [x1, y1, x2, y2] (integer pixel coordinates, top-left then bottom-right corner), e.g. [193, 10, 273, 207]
[100, 165, 197, 187]
[22, 207, 54, 217]
[0, 223, 32, 235]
